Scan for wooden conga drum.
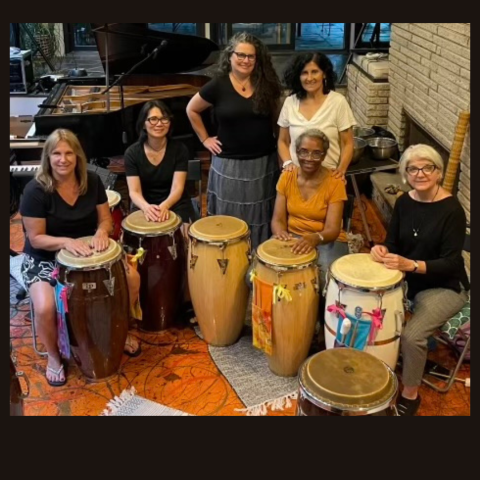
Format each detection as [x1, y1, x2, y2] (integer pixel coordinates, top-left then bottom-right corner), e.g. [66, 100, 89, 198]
[188, 216, 250, 346]
[106, 190, 124, 241]
[10, 355, 25, 416]
[254, 239, 320, 377]
[56, 238, 129, 381]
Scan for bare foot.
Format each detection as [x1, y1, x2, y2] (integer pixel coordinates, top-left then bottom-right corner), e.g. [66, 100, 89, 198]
[124, 334, 141, 356]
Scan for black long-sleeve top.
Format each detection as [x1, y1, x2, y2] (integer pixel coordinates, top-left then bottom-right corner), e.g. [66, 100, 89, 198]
[384, 193, 468, 299]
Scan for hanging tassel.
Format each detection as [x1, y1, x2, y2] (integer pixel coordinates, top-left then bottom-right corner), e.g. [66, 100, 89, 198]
[130, 247, 146, 266]
[273, 285, 292, 304]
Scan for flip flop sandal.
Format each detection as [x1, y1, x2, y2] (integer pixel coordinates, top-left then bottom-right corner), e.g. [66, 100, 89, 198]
[124, 336, 142, 358]
[46, 362, 67, 387]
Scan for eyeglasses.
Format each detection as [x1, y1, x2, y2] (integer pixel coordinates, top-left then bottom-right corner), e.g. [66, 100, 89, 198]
[406, 165, 438, 176]
[147, 116, 171, 126]
[233, 52, 256, 62]
[297, 149, 326, 160]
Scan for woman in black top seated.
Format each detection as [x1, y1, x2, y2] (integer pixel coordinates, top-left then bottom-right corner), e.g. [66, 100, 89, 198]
[125, 100, 195, 229]
[371, 144, 469, 416]
[20, 129, 141, 387]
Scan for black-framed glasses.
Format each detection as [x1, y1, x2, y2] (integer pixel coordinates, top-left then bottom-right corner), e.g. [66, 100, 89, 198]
[233, 51, 256, 62]
[147, 116, 171, 126]
[297, 149, 326, 160]
[406, 165, 438, 176]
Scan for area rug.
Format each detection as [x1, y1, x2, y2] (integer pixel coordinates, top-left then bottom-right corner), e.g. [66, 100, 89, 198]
[101, 387, 193, 416]
[195, 327, 298, 416]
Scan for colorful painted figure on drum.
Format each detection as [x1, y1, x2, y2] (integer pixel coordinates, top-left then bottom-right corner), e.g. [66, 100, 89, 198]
[271, 128, 349, 289]
[371, 144, 469, 415]
[20, 129, 141, 387]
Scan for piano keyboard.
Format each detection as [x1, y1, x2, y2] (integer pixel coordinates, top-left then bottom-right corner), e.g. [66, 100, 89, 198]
[10, 165, 40, 177]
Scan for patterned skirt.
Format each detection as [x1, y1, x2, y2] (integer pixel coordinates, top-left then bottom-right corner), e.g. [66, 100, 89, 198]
[207, 152, 279, 250]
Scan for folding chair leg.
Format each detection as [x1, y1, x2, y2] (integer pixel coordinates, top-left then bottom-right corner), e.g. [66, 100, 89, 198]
[30, 302, 48, 357]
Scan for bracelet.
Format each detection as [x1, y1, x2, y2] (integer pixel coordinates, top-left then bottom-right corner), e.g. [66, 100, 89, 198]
[201, 137, 209, 144]
[316, 232, 324, 244]
[282, 160, 293, 169]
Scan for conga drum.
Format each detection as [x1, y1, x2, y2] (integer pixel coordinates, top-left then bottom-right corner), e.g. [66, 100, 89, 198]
[10, 355, 25, 416]
[296, 349, 398, 416]
[254, 239, 320, 377]
[324, 253, 405, 370]
[121, 210, 185, 332]
[188, 216, 250, 346]
[56, 237, 129, 381]
[106, 190, 124, 241]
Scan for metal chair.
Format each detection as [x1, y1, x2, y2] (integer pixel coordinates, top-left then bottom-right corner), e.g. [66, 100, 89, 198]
[343, 194, 355, 233]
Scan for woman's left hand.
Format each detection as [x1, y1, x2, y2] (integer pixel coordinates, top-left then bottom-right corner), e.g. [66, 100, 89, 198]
[158, 202, 171, 222]
[383, 253, 414, 272]
[332, 166, 347, 181]
[292, 234, 318, 255]
[91, 229, 109, 252]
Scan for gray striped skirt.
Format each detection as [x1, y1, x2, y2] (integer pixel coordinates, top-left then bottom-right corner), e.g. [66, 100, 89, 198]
[207, 151, 280, 249]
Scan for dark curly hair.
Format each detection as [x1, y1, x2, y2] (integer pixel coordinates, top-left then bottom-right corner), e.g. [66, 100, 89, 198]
[136, 100, 174, 143]
[216, 32, 282, 116]
[283, 52, 337, 100]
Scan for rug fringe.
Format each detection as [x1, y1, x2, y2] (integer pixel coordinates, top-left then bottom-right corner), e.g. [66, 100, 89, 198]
[100, 387, 137, 416]
[235, 391, 298, 416]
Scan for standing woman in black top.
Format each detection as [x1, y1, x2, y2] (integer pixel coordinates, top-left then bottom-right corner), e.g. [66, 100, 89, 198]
[186, 32, 283, 248]
[20, 129, 141, 387]
[125, 100, 195, 230]
[371, 144, 469, 416]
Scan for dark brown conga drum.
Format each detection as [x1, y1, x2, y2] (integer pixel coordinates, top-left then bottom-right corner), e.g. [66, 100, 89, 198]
[121, 210, 185, 332]
[56, 237, 129, 381]
[296, 349, 398, 416]
[10, 356, 24, 416]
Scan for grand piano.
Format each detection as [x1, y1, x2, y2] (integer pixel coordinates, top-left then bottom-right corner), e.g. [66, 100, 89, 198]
[33, 23, 219, 159]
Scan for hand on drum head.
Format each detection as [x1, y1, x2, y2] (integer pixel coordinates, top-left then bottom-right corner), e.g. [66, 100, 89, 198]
[90, 230, 110, 252]
[142, 204, 162, 222]
[370, 245, 389, 263]
[383, 253, 412, 272]
[273, 231, 293, 242]
[158, 202, 171, 223]
[64, 238, 94, 257]
[292, 234, 318, 255]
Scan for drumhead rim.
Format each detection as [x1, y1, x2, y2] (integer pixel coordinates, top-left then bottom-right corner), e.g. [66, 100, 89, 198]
[188, 216, 249, 242]
[121, 215, 182, 236]
[188, 228, 251, 245]
[56, 249, 123, 271]
[106, 190, 121, 208]
[329, 270, 404, 292]
[254, 254, 318, 271]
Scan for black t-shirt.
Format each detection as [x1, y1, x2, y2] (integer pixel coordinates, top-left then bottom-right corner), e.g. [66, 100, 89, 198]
[20, 172, 108, 261]
[200, 76, 277, 160]
[384, 193, 468, 299]
[125, 139, 190, 210]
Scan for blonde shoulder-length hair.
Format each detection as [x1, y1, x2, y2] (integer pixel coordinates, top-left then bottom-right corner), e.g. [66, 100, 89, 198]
[35, 129, 88, 195]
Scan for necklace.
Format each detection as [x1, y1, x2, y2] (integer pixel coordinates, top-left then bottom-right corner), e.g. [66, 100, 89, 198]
[231, 73, 250, 92]
[412, 184, 440, 237]
[147, 141, 166, 153]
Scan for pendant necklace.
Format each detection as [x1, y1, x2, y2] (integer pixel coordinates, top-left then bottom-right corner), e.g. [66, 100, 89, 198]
[412, 184, 440, 238]
[231, 73, 250, 92]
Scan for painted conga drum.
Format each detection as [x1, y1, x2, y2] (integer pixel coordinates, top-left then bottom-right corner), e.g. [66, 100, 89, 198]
[324, 253, 405, 370]
[56, 238, 129, 381]
[106, 190, 124, 241]
[188, 216, 250, 346]
[253, 239, 320, 377]
[121, 210, 185, 332]
[296, 349, 398, 416]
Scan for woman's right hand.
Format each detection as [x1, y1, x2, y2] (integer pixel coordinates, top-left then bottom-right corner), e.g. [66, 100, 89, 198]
[203, 136, 223, 155]
[273, 231, 293, 241]
[64, 238, 93, 257]
[370, 245, 389, 263]
[142, 204, 161, 222]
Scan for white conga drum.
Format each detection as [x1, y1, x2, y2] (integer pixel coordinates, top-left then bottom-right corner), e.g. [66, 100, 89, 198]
[253, 239, 320, 377]
[324, 253, 405, 370]
[188, 216, 250, 347]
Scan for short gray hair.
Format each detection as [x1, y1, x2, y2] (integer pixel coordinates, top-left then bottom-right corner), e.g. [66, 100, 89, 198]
[399, 144, 444, 184]
[295, 128, 330, 153]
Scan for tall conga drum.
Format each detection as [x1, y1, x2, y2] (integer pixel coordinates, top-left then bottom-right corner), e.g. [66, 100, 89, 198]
[296, 349, 398, 416]
[56, 238, 129, 381]
[188, 216, 250, 346]
[253, 239, 320, 377]
[106, 190, 124, 241]
[10, 355, 25, 416]
[324, 253, 405, 370]
[121, 210, 185, 332]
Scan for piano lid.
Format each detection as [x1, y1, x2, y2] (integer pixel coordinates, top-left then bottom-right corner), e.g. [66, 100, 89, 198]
[92, 23, 220, 76]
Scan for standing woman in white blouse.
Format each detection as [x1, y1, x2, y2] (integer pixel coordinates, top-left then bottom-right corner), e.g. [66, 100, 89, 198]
[278, 52, 356, 180]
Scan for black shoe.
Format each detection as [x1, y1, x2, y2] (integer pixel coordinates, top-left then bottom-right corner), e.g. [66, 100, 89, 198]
[396, 395, 421, 416]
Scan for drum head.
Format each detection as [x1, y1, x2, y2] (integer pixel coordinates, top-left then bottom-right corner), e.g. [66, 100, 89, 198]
[256, 238, 317, 267]
[330, 253, 403, 289]
[300, 349, 397, 411]
[106, 190, 121, 208]
[189, 215, 248, 242]
[56, 237, 122, 269]
[122, 210, 181, 235]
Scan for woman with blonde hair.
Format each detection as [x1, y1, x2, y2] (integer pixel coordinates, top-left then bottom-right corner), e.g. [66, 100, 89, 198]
[20, 129, 141, 387]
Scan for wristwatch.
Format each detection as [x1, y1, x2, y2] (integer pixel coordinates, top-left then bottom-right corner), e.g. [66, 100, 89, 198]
[412, 260, 419, 273]
[316, 232, 324, 244]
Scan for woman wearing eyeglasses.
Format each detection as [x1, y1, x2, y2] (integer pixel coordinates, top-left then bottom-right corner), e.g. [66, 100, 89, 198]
[125, 100, 195, 225]
[186, 32, 282, 248]
[278, 52, 356, 180]
[371, 144, 469, 416]
[271, 129, 348, 287]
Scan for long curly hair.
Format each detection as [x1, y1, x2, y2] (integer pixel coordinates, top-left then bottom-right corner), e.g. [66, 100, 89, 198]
[283, 52, 337, 100]
[216, 32, 282, 116]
